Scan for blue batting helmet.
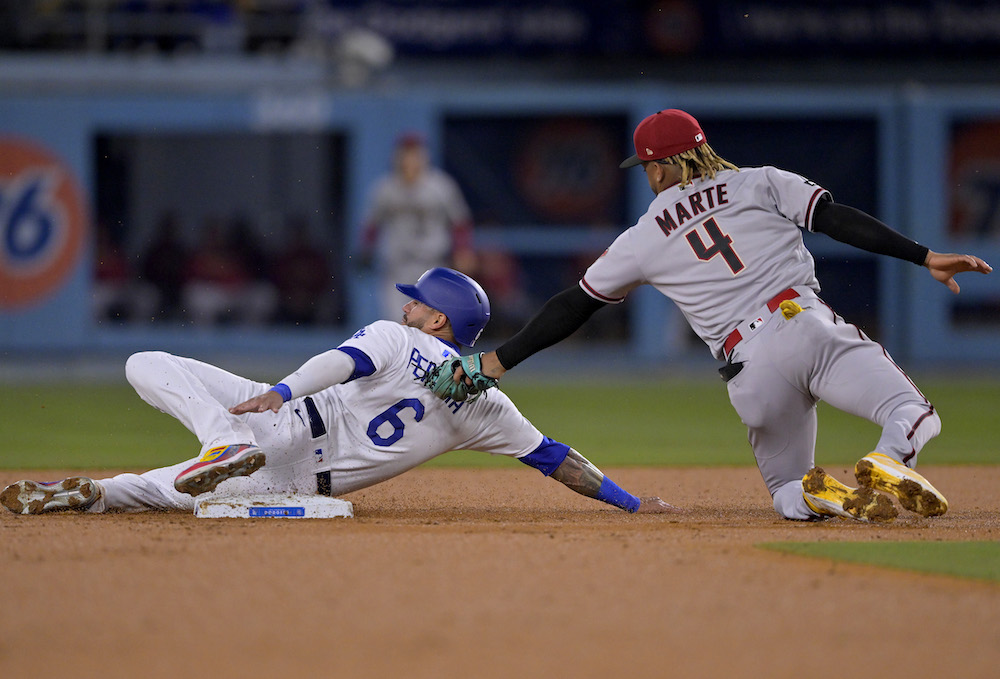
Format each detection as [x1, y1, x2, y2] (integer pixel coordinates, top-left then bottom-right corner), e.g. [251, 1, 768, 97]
[395, 268, 491, 346]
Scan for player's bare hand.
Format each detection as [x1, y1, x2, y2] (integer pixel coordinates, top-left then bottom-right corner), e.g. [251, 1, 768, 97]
[230, 391, 284, 415]
[636, 496, 685, 514]
[925, 251, 992, 294]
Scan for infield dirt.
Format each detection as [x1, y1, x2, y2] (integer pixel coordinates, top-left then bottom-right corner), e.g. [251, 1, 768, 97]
[2, 466, 998, 678]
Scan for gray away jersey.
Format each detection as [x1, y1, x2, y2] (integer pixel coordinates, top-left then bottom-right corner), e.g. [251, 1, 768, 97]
[581, 166, 830, 359]
[367, 169, 472, 268]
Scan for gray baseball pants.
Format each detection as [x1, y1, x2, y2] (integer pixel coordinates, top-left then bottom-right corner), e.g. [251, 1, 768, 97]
[724, 292, 940, 520]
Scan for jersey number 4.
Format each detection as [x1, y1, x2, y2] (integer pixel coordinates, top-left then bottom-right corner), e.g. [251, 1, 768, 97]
[685, 218, 744, 274]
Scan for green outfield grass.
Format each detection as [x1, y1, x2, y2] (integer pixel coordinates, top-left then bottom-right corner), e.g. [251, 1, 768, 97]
[1, 377, 997, 470]
[760, 541, 1000, 582]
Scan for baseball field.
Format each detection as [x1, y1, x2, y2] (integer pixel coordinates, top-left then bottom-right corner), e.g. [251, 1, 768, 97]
[3, 374, 999, 678]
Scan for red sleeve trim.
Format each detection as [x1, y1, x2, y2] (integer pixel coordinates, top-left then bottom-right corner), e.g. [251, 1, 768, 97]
[580, 277, 624, 303]
[804, 189, 830, 231]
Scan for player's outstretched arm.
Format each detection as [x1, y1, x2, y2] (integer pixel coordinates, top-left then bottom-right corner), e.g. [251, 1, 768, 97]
[478, 351, 507, 380]
[231, 348, 359, 415]
[924, 250, 992, 294]
[449, 285, 606, 392]
[550, 448, 683, 514]
[812, 201, 993, 294]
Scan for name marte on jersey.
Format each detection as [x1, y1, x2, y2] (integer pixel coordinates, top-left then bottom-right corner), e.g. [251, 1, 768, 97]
[655, 184, 729, 236]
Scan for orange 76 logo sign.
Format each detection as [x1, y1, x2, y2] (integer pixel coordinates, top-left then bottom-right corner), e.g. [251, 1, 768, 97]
[0, 137, 88, 309]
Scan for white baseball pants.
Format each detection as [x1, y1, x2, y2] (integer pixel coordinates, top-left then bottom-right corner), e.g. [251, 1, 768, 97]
[90, 351, 321, 512]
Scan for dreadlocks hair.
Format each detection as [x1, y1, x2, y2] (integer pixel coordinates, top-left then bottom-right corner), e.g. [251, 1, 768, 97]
[660, 143, 739, 188]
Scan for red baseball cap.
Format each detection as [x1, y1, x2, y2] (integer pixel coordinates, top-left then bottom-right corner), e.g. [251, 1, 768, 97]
[620, 109, 706, 168]
[395, 131, 426, 148]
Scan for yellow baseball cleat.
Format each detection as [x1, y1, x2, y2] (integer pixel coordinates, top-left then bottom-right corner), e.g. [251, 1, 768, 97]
[802, 467, 898, 523]
[855, 452, 948, 518]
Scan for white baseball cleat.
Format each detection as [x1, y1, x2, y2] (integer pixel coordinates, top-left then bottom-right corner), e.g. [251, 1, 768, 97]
[1, 477, 101, 515]
[802, 467, 898, 523]
[174, 444, 266, 497]
[855, 452, 948, 518]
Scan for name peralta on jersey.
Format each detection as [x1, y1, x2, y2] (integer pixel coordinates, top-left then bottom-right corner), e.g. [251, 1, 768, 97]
[308, 320, 544, 495]
[582, 166, 830, 359]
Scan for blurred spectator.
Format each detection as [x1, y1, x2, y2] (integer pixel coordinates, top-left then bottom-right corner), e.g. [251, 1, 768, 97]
[359, 132, 476, 321]
[141, 211, 190, 321]
[230, 213, 269, 282]
[182, 215, 278, 326]
[475, 249, 532, 341]
[271, 215, 333, 325]
[92, 220, 156, 323]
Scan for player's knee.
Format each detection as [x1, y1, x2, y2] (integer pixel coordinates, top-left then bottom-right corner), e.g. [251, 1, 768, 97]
[925, 408, 942, 441]
[124, 351, 168, 390]
[772, 480, 816, 521]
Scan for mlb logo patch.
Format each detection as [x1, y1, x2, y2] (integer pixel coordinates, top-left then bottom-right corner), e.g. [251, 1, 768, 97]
[748, 317, 765, 331]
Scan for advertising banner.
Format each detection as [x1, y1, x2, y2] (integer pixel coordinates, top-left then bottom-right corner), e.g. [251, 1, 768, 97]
[0, 136, 89, 311]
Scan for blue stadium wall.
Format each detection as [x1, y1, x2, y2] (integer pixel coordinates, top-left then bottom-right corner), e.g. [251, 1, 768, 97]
[1, 72, 997, 366]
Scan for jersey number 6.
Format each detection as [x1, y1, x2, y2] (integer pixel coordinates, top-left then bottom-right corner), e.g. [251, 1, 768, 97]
[367, 398, 425, 446]
[685, 218, 744, 274]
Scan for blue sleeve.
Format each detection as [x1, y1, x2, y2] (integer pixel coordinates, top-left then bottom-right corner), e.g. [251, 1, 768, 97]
[596, 476, 641, 513]
[518, 436, 570, 477]
[269, 383, 292, 402]
[335, 347, 376, 381]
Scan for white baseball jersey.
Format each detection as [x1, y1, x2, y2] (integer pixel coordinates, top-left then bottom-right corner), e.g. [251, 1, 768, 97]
[308, 320, 544, 495]
[95, 324, 549, 512]
[581, 166, 828, 359]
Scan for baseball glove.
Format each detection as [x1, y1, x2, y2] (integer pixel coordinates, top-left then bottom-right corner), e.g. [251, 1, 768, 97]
[423, 353, 499, 403]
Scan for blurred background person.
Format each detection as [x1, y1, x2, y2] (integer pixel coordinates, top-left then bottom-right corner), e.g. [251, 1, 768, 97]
[182, 215, 278, 326]
[141, 211, 190, 322]
[271, 214, 334, 326]
[358, 132, 477, 321]
[92, 219, 156, 324]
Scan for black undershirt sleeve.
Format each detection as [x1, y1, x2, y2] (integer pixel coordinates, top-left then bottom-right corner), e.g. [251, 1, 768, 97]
[497, 200, 927, 370]
[494, 285, 607, 370]
[811, 198, 929, 266]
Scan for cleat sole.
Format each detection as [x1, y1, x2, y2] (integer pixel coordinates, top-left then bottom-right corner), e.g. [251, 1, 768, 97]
[175, 450, 266, 497]
[856, 455, 947, 518]
[1, 477, 98, 515]
[803, 467, 897, 523]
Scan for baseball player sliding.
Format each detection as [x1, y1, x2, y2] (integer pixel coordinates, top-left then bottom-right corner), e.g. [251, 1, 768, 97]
[2, 268, 677, 516]
[432, 109, 993, 523]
